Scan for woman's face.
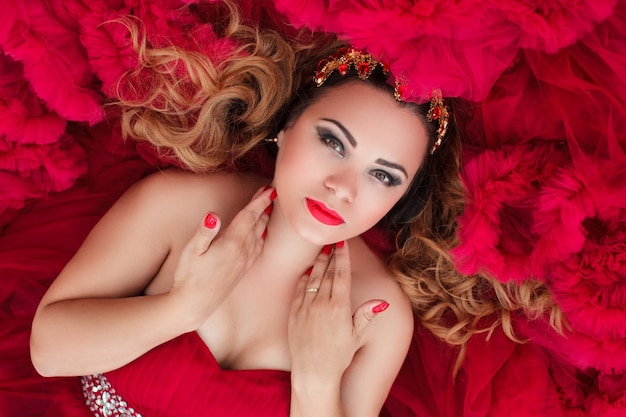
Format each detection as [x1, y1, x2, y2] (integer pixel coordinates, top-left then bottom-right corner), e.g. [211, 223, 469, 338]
[274, 81, 429, 245]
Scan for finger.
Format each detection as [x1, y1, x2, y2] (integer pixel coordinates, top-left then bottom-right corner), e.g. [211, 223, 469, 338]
[188, 212, 222, 255]
[230, 186, 276, 232]
[304, 245, 333, 297]
[251, 184, 273, 200]
[316, 251, 335, 298]
[257, 185, 275, 217]
[353, 299, 389, 338]
[329, 240, 351, 300]
[292, 272, 310, 311]
[245, 186, 276, 215]
[254, 211, 270, 239]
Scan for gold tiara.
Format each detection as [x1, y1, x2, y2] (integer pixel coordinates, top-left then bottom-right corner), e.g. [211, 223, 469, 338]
[314, 47, 390, 87]
[426, 89, 449, 154]
[313, 47, 450, 154]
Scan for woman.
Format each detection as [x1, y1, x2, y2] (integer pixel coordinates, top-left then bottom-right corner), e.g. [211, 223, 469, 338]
[29, 35, 460, 416]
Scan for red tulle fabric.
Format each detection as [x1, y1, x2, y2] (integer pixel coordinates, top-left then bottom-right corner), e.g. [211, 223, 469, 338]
[273, 0, 617, 102]
[2, 0, 626, 415]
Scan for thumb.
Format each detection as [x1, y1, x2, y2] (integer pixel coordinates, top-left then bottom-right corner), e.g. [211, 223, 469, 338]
[353, 300, 389, 336]
[190, 212, 221, 255]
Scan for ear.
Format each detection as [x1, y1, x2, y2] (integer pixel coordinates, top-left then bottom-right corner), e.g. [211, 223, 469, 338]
[276, 129, 286, 147]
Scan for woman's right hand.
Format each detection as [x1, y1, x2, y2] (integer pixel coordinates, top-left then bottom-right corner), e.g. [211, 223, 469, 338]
[168, 185, 276, 329]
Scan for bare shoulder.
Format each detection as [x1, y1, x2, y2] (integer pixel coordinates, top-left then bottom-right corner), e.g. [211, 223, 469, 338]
[126, 169, 267, 220]
[348, 238, 412, 315]
[348, 237, 414, 340]
[126, 168, 270, 246]
[40, 169, 269, 304]
[132, 169, 267, 206]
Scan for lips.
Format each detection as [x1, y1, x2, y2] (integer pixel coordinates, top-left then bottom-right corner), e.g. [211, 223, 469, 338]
[306, 198, 344, 226]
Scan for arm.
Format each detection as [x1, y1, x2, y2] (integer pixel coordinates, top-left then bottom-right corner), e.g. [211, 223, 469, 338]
[288, 241, 413, 417]
[31, 171, 273, 376]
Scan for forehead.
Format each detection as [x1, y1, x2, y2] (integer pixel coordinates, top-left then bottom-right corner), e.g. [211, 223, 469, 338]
[302, 81, 429, 177]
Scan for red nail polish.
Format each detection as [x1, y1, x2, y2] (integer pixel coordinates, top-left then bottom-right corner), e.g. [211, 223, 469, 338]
[306, 266, 313, 276]
[372, 302, 389, 314]
[264, 204, 273, 216]
[263, 185, 271, 191]
[261, 229, 267, 239]
[204, 213, 217, 229]
[335, 240, 345, 249]
[270, 189, 277, 201]
[321, 244, 332, 255]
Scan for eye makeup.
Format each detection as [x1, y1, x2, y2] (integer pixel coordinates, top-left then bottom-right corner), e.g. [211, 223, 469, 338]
[315, 120, 407, 187]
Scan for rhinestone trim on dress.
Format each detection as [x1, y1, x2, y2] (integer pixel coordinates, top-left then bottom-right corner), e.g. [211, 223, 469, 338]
[82, 374, 142, 417]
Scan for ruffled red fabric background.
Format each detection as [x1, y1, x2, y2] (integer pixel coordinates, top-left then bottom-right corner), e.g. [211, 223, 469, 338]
[2, 0, 626, 415]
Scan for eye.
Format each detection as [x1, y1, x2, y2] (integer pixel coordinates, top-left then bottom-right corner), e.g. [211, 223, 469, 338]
[316, 127, 345, 157]
[371, 170, 401, 186]
[325, 136, 344, 156]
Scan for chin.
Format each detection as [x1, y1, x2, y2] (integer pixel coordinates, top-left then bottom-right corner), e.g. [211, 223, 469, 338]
[295, 223, 344, 246]
[299, 231, 336, 246]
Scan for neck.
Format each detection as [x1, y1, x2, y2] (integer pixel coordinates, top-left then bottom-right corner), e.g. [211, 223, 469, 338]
[256, 202, 324, 277]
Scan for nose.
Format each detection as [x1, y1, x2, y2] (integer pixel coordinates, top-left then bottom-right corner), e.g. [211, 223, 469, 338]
[324, 169, 358, 203]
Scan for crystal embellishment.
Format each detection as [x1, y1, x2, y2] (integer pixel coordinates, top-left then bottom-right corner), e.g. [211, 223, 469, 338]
[82, 374, 142, 417]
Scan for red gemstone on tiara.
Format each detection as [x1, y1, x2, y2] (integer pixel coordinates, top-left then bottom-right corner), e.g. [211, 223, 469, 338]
[339, 63, 349, 75]
[396, 84, 406, 99]
[432, 106, 441, 120]
[336, 47, 349, 57]
[357, 62, 370, 74]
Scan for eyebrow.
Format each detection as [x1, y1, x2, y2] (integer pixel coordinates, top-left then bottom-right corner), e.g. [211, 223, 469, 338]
[375, 159, 409, 179]
[321, 118, 357, 148]
[321, 118, 408, 179]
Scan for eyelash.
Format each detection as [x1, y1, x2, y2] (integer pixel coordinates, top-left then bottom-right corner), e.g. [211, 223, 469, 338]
[318, 129, 345, 156]
[372, 170, 401, 186]
[316, 128, 401, 187]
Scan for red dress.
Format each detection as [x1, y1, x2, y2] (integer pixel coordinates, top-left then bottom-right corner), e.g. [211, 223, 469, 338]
[82, 333, 291, 416]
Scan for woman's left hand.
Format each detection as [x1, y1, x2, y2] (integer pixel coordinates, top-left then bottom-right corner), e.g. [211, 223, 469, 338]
[287, 240, 388, 383]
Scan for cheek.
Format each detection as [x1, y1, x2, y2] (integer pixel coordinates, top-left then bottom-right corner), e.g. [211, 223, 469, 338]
[275, 132, 324, 179]
[353, 190, 403, 229]
[275, 143, 301, 177]
[274, 141, 318, 197]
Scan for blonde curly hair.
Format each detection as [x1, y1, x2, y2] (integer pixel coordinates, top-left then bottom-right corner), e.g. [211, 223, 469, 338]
[113, 1, 309, 171]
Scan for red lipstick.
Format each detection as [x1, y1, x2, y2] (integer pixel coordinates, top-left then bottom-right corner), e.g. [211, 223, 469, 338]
[306, 198, 344, 226]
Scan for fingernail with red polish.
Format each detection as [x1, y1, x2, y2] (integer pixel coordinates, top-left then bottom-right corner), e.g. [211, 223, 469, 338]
[262, 229, 267, 239]
[306, 266, 313, 276]
[263, 185, 271, 191]
[270, 189, 277, 201]
[335, 240, 345, 249]
[321, 244, 332, 255]
[204, 213, 217, 229]
[372, 302, 389, 314]
[264, 204, 273, 216]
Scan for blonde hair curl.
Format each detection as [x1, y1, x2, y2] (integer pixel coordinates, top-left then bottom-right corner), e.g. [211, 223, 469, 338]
[114, 3, 299, 171]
